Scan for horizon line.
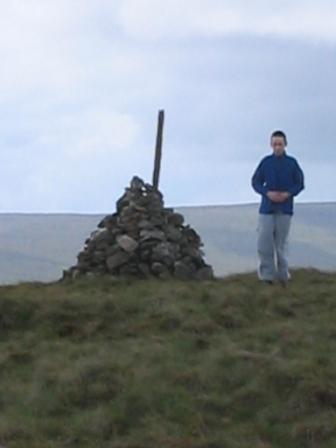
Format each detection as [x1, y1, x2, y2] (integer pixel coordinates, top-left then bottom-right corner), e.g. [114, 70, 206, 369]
[0, 200, 334, 216]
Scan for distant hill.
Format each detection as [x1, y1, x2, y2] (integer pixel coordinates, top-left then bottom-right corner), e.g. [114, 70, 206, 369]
[180, 202, 336, 276]
[0, 202, 335, 284]
[1, 270, 336, 447]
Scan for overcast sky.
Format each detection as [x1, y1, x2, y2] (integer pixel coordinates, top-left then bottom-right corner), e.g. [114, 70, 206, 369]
[0, 0, 335, 212]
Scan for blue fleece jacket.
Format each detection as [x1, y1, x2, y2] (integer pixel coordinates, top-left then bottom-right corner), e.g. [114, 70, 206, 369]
[251, 151, 305, 215]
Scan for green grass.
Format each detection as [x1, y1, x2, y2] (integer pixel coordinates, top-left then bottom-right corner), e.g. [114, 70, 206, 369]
[1, 269, 336, 448]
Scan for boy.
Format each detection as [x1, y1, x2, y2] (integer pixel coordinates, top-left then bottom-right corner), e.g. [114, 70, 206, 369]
[251, 130, 305, 286]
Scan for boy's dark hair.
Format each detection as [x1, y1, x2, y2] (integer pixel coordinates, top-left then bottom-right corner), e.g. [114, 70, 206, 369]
[271, 130, 287, 146]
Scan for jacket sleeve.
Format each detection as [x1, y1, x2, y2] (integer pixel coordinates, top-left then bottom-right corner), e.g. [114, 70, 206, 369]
[251, 160, 268, 197]
[288, 159, 305, 196]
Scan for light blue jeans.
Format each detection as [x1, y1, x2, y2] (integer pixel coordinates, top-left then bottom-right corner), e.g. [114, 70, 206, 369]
[257, 212, 292, 282]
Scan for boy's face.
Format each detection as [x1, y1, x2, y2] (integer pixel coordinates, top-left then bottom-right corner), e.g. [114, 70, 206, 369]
[271, 136, 286, 156]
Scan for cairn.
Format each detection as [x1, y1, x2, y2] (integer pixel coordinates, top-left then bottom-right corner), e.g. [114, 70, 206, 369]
[63, 176, 214, 280]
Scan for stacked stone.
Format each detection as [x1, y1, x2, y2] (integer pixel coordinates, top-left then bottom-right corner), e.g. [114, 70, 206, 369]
[63, 176, 214, 280]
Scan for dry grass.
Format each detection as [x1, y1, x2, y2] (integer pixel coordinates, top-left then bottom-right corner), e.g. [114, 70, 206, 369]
[0, 269, 336, 447]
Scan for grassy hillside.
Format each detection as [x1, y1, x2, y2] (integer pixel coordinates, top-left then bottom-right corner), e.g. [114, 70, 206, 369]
[1, 270, 336, 448]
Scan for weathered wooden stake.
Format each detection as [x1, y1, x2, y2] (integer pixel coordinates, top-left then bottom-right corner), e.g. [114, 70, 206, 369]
[152, 109, 165, 190]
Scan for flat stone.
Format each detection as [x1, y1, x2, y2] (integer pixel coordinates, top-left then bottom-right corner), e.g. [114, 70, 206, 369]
[139, 249, 151, 261]
[106, 251, 131, 272]
[165, 225, 183, 242]
[130, 176, 145, 190]
[140, 229, 166, 242]
[182, 227, 201, 244]
[152, 242, 176, 264]
[149, 216, 166, 226]
[116, 235, 139, 253]
[174, 260, 197, 280]
[120, 206, 136, 219]
[98, 214, 118, 229]
[92, 251, 106, 263]
[106, 244, 121, 256]
[151, 262, 168, 275]
[77, 251, 91, 262]
[95, 240, 110, 251]
[167, 212, 184, 226]
[94, 230, 114, 243]
[181, 246, 205, 262]
[138, 263, 152, 277]
[138, 219, 154, 230]
[129, 201, 147, 213]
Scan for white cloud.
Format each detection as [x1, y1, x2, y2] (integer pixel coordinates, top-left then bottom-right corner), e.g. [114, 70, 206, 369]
[118, 0, 336, 44]
[0, 1, 84, 94]
[34, 109, 140, 158]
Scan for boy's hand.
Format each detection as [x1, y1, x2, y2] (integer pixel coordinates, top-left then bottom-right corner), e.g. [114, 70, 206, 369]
[267, 191, 291, 202]
[279, 192, 291, 201]
[267, 191, 282, 202]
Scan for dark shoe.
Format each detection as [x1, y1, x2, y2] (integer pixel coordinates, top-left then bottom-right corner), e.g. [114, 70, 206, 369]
[263, 280, 274, 285]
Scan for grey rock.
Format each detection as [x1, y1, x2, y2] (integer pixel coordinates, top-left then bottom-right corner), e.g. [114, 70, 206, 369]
[174, 260, 196, 280]
[130, 176, 145, 190]
[139, 249, 151, 262]
[138, 263, 152, 277]
[92, 250, 106, 262]
[150, 216, 166, 226]
[165, 225, 183, 243]
[90, 230, 100, 239]
[151, 262, 167, 275]
[76, 261, 91, 271]
[116, 235, 139, 253]
[98, 214, 118, 229]
[152, 242, 173, 260]
[106, 244, 122, 256]
[168, 213, 184, 226]
[138, 219, 154, 230]
[152, 242, 179, 267]
[95, 230, 114, 243]
[182, 227, 202, 245]
[140, 229, 166, 242]
[129, 201, 147, 213]
[106, 251, 131, 272]
[120, 206, 137, 219]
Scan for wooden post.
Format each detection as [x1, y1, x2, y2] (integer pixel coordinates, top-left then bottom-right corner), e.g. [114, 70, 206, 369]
[152, 110, 165, 190]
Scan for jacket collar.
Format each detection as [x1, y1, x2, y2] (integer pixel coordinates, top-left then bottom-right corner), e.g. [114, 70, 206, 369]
[272, 150, 287, 158]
